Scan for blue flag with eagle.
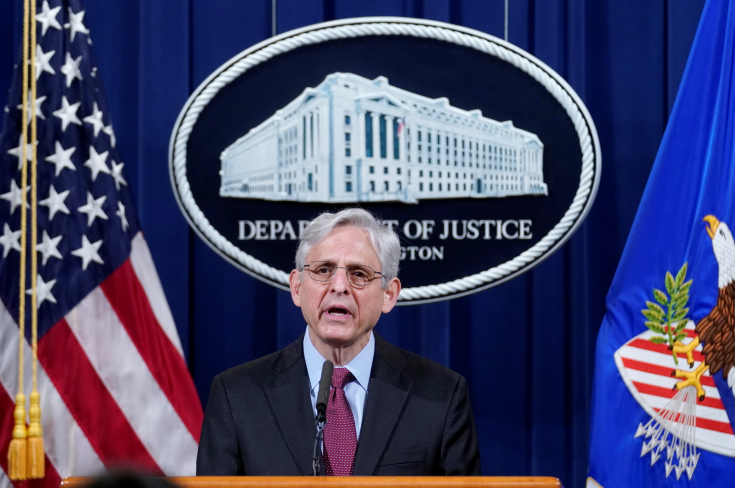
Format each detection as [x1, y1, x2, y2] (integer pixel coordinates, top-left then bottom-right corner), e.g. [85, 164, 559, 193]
[587, 0, 735, 487]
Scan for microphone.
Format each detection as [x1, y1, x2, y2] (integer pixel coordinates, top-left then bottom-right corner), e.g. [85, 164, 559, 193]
[316, 360, 334, 423]
[313, 360, 333, 476]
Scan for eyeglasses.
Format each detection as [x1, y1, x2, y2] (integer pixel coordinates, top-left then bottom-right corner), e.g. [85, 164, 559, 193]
[303, 261, 383, 289]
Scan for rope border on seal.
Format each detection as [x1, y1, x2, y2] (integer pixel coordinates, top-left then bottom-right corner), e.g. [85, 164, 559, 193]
[171, 20, 599, 303]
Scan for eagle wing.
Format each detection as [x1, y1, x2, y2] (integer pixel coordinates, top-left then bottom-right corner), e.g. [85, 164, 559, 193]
[696, 280, 735, 379]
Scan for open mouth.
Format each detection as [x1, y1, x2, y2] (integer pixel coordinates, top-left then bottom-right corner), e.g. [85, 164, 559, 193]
[327, 307, 350, 317]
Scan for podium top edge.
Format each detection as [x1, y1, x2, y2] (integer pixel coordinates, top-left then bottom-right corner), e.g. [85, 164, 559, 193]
[61, 475, 562, 488]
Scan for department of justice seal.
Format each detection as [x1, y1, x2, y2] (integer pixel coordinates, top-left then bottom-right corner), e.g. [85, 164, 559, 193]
[169, 17, 601, 304]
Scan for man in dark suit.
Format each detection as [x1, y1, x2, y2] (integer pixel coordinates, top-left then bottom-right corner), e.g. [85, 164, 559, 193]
[197, 209, 480, 476]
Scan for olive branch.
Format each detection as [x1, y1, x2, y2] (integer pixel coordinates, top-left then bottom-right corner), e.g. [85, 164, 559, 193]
[641, 263, 692, 365]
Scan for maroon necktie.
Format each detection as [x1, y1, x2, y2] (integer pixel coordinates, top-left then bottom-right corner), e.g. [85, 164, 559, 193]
[323, 367, 357, 476]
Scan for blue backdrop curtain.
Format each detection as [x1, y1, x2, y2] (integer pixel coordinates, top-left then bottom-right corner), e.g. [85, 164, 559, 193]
[0, 0, 706, 486]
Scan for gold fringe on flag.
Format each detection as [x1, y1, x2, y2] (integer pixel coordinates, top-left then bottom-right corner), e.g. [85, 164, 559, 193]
[7, 0, 44, 480]
[7, 394, 27, 481]
[27, 391, 44, 478]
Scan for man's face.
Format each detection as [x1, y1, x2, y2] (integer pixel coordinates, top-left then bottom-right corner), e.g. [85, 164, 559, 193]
[289, 226, 400, 351]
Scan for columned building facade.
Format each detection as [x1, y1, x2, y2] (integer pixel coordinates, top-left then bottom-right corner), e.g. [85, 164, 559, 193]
[220, 72, 547, 203]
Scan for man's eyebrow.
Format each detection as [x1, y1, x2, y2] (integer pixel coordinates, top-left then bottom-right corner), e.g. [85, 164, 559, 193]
[311, 259, 372, 268]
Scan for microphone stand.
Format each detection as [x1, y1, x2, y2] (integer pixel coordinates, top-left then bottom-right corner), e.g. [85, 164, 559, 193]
[313, 360, 333, 476]
[312, 416, 326, 476]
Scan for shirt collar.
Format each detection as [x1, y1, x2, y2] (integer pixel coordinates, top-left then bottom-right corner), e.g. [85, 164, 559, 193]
[303, 326, 374, 393]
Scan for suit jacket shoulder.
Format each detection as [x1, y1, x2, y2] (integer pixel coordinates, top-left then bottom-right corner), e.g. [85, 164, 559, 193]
[377, 334, 462, 385]
[217, 338, 300, 390]
[197, 336, 317, 476]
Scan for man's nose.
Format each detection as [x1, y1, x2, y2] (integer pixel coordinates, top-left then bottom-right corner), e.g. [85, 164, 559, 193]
[330, 267, 351, 293]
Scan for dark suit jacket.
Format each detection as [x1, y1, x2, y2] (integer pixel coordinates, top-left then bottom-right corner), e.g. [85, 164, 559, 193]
[196, 332, 481, 476]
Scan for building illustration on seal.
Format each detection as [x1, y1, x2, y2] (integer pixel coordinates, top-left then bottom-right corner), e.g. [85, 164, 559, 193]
[219, 72, 547, 203]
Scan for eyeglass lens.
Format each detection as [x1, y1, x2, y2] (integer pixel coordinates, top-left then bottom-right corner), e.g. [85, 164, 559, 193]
[307, 261, 377, 287]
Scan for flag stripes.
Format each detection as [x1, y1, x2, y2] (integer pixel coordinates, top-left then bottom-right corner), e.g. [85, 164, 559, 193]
[628, 338, 706, 363]
[649, 406, 733, 433]
[633, 382, 725, 411]
[626, 369, 724, 407]
[621, 358, 717, 387]
[0, 343, 61, 488]
[0, 232, 200, 483]
[0, 304, 104, 479]
[0, 466, 9, 488]
[40, 317, 163, 474]
[64, 285, 198, 475]
[99, 259, 201, 440]
[128, 234, 184, 357]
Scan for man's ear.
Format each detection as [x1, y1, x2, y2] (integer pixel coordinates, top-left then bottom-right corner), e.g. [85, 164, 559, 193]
[381, 278, 401, 313]
[289, 269, 302, 307]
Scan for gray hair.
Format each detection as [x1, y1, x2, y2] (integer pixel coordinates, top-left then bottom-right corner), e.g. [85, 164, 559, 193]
[295, 208, 400, 289]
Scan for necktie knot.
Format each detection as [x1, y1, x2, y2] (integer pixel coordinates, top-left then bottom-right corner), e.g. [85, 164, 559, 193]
[331, 367, 354, 389]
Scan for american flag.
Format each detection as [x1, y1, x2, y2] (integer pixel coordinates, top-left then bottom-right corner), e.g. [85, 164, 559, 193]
[0, 0, 202, 486]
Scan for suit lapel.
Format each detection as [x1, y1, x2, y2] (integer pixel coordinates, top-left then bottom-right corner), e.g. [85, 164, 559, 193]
[263, 336, 317, 476]
[352, 334, 413, 476]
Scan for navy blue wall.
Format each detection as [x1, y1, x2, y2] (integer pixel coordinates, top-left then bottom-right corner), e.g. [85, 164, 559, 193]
[0, 0, 706, 486]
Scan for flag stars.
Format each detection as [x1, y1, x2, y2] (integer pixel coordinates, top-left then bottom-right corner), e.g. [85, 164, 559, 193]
[103, 123, 116, 148]
[116, 201, 129, 232]
[35, 230, 63, 265]
[84, 146, 110, 181]
[17, 91, 47, 123]
[60, 52, 83, 87]
[27, 274, 57, 308]
[83, 102, 105, 137]
[65, 8, 89, 42]
[34, 45, 55, 80]
[36, 1, 62, 37]
[52, 96, 82, 132]
[71, 235, 103, 270]
[111, 161, 127, 190]
[40, 184, 70, 220]
[78, 192, 108, 226]
[7, 135, 38, 169]
[0, 179, 30, 214]
[0, 224, 22, 258]
[45, 141, 76, 176]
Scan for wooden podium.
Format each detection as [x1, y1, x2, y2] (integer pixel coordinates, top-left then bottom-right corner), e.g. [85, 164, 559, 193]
[61, 476, 562, 487]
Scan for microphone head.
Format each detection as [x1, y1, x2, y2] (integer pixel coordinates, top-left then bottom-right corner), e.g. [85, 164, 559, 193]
[321, 360, 335, 384]
[315, 360, 334, 420]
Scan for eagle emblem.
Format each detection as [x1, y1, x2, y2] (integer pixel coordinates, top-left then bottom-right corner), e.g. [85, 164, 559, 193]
[672, 215, 735, 396]
[614, 215, 735, 480]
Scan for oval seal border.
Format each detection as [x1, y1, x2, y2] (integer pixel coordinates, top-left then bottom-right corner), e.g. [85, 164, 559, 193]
[169, 17, 602, 304]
